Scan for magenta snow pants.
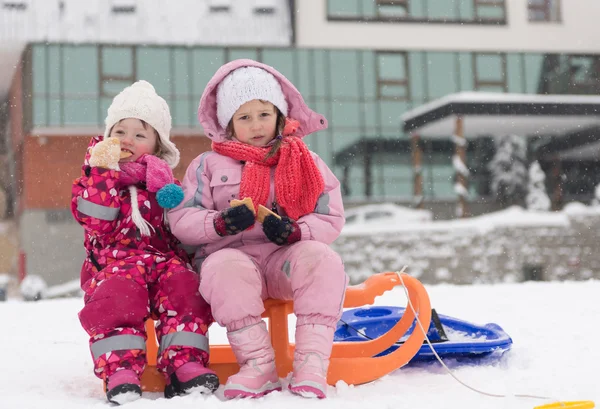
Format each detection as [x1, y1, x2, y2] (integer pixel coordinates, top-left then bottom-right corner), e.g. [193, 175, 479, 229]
[79, 255, 212, 381]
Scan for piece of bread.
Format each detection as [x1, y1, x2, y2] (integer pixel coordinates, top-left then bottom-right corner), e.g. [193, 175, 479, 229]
[257, 204, 281, 223]
[119, 151, 132, 159]
[230, 197, 256, 215]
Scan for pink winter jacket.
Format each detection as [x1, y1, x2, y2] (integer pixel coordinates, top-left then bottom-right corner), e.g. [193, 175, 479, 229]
[167, 59, 345, 267]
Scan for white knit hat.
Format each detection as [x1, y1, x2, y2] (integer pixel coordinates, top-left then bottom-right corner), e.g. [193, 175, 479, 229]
[216, 66, 288, 129]
[104, 80, 180, 169]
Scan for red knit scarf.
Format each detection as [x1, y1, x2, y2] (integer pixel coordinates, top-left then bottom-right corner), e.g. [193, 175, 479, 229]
[212, 119, 324, 220]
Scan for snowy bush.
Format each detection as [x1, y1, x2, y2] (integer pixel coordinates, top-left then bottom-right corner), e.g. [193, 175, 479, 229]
[526, 161, 551, 211]
[488, 134, 528, 207]
[20, 275, 48, 301]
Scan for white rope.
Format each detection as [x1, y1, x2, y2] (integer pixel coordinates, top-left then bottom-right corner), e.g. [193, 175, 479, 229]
[129, 186, 155, 237]
[395, 266, 564, 405]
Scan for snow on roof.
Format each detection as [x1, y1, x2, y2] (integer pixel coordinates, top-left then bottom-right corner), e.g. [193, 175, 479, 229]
[401, 91, 600, 138]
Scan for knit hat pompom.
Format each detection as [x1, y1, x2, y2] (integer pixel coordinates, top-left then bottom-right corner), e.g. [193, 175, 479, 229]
[216, 66, 288, 129]
[104, 80, 180, 169]
[156, 183, 184, 209]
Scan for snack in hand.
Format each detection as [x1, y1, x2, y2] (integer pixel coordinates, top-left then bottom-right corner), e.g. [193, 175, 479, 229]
[89, 137, 121, 170]
[230, 197, 256, 215]
[257, 204, 281, 223]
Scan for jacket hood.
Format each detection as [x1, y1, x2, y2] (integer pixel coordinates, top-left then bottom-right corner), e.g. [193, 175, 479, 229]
[197, 59, 328, 143]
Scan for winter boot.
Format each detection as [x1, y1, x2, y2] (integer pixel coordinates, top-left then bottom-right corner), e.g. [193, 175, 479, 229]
[223, 321, 282, 399]
[105, 369, 142, 405]
[288, 324, 335, 399]
[164, 362, 219, 399]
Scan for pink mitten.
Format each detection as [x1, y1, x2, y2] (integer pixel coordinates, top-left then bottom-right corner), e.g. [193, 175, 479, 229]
[142, 155, 174, 192]
[89, 137, 121, 170]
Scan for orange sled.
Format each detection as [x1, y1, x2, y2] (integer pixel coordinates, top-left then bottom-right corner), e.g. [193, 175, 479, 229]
[140, 271, 431, 391]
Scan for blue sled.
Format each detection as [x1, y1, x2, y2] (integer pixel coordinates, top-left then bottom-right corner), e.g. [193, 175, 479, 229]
[334, 306, 513, 363]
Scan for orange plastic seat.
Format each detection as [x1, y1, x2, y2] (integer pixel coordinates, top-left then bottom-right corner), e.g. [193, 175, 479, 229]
[140, 271, 431, 392]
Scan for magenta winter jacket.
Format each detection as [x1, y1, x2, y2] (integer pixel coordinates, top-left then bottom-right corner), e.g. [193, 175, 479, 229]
[167, 59, 345, 267]
[72, 135, 189, 290]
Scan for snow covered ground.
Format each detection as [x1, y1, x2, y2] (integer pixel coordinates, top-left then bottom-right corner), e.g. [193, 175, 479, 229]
[2, 279, 599, 409]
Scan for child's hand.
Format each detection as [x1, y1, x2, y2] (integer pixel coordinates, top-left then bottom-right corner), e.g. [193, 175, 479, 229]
[262, 215, 301, 245]
[213, 204, 256, 236]
[89, 137, 121, 170]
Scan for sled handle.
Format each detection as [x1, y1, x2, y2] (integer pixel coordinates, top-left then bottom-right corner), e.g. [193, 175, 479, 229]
[344, 271, 403, 308]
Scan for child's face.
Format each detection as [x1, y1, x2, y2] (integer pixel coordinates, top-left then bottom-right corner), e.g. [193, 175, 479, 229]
[231, 100, 278, 147]
[109, 118, 158, 163]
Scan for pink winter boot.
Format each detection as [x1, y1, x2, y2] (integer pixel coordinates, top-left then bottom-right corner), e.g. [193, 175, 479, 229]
[164, 362, 220, 399]
[224, 321, 282, 399]
[288, 324, 335, 399]
[106, 369, 142, 405]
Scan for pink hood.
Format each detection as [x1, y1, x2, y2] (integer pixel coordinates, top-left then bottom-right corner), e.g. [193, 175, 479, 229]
[197, 59, 328, 143]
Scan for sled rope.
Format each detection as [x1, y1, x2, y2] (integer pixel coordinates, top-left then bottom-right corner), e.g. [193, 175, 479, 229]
[396, 267, 582, 408]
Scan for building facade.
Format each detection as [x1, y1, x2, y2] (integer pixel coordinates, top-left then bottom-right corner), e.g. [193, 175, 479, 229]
[4, 0, 600, 285]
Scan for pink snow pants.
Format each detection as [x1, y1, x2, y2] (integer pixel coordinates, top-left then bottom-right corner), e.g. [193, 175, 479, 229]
[199, 241, 348, 332]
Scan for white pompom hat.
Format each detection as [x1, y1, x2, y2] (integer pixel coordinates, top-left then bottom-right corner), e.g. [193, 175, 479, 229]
[216, 66, 288, 129]
[104, 80, 180, 169]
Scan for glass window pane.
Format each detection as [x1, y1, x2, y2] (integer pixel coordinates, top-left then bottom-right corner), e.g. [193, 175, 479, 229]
[173, 49, 191, 95]
[63, 46, 98, 96]
[262, 49, 296, 85]
[523, 54, 544, 93]
[102, 80, 133, 97]
[48, 45, 61, 96]
[507, 54, 524, 93]
[32, 45, 47, 96]
[427, 1, 458, 20]
[33, 97, 47, 127]
[295, 50, 313, 100]
[313, 51, 329, 98]
[48, 98, 62, 126]
[327, 0, 361, 17]
[331, 101, 361, 128]
[476, 4, 505, 19]
[380, 83, 408, 99]
[102, 47, 133, 77]
[191, 48, 225, 95]
[378, 4, 408, 17]
[330, 51, 360, 98]
[457, 52, 474, 91]
[172, 99, 193, 127]
[378, 53, 407, 80]
[361, 51, 377, 99]
[408, 51, 426, 102]
[476, 54, 504, 81]
[409, 0, 427, 18]
[63, 99, 99, 125]
[426, 52, 458, 99]
[136, 47, 171, 96]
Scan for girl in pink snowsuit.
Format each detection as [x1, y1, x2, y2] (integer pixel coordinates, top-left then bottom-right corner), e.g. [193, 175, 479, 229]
[168, 59, 349, 399]
[71, 81, 218, 405]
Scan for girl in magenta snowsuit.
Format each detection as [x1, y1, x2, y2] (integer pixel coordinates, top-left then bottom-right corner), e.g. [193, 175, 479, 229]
[168, 60, 349, 399]
[71, 81, 218, 405]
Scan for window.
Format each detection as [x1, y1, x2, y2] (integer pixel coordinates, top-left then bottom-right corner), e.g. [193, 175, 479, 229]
[473, 53, 507, 92]
[2, 2, 27, 10]
[528, 0, 560, 22]
[376, 52, 410, 100]
[568, 55, 600, 93]
[376, 0, 408, 18]
[254, 0, 276, 14]
[209, 0, 230, 13]
[111, 0, 135, 13]
[474, 0, 506, 21]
